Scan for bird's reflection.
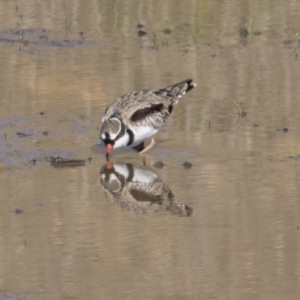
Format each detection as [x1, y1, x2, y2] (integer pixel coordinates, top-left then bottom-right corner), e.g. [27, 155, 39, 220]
[100, 162, 193, 216]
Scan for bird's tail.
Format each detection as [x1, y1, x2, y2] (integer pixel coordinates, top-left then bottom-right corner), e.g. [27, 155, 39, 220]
[162, 78, 196, 98]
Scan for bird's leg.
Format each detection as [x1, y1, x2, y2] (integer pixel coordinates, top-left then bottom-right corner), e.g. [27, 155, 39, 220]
[139, 138, 155, 155]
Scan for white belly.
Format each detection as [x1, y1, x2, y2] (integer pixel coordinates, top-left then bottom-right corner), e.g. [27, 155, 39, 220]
[131, 126, 158, 143]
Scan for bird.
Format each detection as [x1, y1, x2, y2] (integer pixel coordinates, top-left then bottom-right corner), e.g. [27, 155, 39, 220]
[100, 78, 196, 158]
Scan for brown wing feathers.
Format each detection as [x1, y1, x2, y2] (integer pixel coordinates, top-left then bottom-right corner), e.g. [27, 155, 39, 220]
[130, 104, 164, 122]
[104, 79, 195, 125]
[129, 79, 195, 123]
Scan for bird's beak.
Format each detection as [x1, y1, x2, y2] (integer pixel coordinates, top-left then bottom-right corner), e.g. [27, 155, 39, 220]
[105, 143, 113, 160]
[105, 143, 113, 154]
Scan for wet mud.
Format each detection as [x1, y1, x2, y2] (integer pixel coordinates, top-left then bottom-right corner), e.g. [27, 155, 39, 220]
[0, 114, 96, 171]
[0, 28, 97, 49]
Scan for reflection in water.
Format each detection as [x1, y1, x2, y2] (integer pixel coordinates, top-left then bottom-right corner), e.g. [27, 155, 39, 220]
[100, 162, 193, 216]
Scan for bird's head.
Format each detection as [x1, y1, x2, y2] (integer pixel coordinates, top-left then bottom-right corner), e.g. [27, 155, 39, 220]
[100, 117, 124, 157]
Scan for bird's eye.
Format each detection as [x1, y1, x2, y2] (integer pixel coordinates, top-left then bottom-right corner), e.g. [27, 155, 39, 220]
[116, 133, 121, 140]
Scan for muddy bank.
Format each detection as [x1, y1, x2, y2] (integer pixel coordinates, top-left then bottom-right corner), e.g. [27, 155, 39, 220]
[0, 28, 97, 49]
[0, 114, 97, 171]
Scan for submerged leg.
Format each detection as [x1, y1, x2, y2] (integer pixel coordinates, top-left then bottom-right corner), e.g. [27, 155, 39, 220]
[139, 138, 155, 155]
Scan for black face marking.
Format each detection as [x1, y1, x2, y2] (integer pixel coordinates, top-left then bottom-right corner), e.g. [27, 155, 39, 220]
[126, 128, 134, 146]
[130, 103, 164, 122]
[104, 139, 115, 146]
[103, 132, 115, 146]
[168, 104, 173, 114]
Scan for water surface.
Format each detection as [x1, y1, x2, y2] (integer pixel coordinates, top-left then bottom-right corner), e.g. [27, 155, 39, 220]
[0, 0, 300, 299]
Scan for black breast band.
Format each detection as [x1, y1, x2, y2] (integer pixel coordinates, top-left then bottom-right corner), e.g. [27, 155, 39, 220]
[126, 128, 134, 146]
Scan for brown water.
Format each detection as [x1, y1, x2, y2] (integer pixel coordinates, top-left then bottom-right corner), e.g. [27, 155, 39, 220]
[1, 0, 300, 299]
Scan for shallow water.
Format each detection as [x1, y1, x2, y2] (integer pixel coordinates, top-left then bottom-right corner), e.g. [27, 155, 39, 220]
[1, 0, 300, 299]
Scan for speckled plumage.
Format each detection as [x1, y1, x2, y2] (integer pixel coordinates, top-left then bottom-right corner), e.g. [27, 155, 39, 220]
[100, 79, 196, 154]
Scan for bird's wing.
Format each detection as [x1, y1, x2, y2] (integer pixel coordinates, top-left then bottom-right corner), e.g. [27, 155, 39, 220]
[103, 90, 173, 127]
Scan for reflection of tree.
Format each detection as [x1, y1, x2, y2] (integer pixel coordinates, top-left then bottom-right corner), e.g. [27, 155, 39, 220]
[100, 162, 193, 216]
